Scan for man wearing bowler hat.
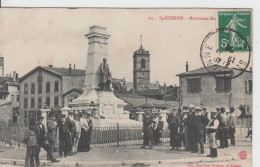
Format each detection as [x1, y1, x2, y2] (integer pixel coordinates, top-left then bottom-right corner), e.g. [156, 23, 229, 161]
[218, 107, 229, 148]
[191, 107, 204, 154]
[35, 116, 59, 162]
[58, 113, 72, 157]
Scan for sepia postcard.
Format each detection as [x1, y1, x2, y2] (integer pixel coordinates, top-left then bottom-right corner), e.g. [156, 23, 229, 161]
[0, 8, 252, 167]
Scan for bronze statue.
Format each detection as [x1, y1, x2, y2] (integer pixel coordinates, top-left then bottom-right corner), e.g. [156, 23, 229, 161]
[99, 58, 112, 90]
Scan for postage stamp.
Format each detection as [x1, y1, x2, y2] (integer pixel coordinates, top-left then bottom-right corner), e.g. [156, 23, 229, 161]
[218, 11, 251, 52]
[200, 28, 251, 79]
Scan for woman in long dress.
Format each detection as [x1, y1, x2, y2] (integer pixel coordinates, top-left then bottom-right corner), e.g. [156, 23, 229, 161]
[77, 112, 93, 152]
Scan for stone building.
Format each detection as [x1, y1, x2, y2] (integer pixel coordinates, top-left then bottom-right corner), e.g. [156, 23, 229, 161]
[19, 65, 85, 124]
[0, 72, 19, 124]
[133, 44, 150, 91]
[177, 63, 252, 115]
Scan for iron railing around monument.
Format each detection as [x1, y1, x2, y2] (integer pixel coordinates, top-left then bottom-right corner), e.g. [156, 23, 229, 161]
[0, 117, 252, 148]
[90, 124, 171, 147]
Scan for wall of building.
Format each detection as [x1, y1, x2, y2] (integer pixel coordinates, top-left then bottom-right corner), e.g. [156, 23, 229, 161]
[19, 70, 62, 124]
[180, 71, 252, 115]
[0, 85, 19, 123]
[62, 75, 84, 94]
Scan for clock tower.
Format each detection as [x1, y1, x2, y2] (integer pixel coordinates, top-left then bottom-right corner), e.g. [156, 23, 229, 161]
[133, 37, 150, 91]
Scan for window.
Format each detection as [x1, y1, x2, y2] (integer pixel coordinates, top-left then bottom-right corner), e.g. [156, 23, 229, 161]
[54, 81, 59, 92]
[16, 95, 19, 102]
[24, 84, 28, 94]
[141, 58, 146, 69]
[46, 82, 50, 93]
[31, 83, 35, 94]
[46, 97, 50, 107]
[24, 111, 28, 119]
[38, 97, 42, 108]
[11, 95, 14, 102]
[245, 81, 248, 93]
[54, 96, 59, 107]
[248, 80, 252, 93]
[215, 78, 231, 92]
[24, 98, 28, 109]
[39, 70, 42, 76]
[37, 70, 43, 82]
[38, 83, 42, 94]
[31, 98, 35, 108]
[187, 78, 201, 93]
[245, 80, 252, 93]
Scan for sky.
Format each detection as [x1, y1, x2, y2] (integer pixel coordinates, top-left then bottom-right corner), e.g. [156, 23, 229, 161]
[0, 8, 252, 86]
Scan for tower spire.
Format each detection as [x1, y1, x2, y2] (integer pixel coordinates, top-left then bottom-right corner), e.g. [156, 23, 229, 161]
[140, 34, 143, 50]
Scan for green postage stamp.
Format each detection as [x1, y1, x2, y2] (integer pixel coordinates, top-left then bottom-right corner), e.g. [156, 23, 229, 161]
[218, 11, 251, 52]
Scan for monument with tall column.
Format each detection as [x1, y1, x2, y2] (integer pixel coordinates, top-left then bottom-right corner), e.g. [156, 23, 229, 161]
[69, 25, 141, 127]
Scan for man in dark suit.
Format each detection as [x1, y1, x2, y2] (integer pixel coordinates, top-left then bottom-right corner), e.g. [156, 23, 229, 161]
[35, 116, 59, 162]
[58, 114, 72, 157]
[191, 107, 204, 154]
[68, 111, 76, 155]
[46, 113, 57, 160]
[85, 112, 93, 152]
[218, 107, 229, 148]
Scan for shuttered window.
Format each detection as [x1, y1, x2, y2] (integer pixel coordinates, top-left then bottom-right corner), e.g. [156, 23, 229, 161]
[216, 78, 231, 92]
[187, 78, 201, 93]
[248, 80, 252, 93]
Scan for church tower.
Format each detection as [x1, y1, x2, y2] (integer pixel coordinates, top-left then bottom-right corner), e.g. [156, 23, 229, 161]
[133, 36, 150, 91]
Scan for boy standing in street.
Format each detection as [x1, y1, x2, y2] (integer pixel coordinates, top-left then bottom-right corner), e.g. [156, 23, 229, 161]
[24, 118, 40, 167]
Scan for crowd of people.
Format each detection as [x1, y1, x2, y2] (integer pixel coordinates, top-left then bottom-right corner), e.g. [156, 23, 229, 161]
[141, 104, 237, 158]
[23, 110, 93, 167]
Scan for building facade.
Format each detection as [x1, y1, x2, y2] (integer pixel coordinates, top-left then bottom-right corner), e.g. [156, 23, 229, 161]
[0, 72, 19, 124]
[19, 65, 85, 124]
[177, 64, 252, 116]
[133, 44, 150, 91]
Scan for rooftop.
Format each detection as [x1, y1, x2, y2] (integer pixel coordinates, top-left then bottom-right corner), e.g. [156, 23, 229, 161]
[176, 64, 233, 76]
[43, 66, 85, 76]
[20, 66, 85, 82]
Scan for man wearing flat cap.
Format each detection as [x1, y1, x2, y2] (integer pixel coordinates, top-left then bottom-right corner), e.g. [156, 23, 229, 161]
[24, 118, 40, 167]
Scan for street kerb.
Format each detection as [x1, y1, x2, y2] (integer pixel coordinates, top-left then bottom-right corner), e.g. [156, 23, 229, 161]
[0, 155, 233, 167]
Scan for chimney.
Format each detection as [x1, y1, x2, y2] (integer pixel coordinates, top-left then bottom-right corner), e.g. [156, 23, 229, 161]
[69, 64, 72, 74]
[186, 61, 189, 72]
[13, 71, 16, 81]
[74, 64, 75, 69]
[16, 73, 18, 81]
[49, 65, 53, 68]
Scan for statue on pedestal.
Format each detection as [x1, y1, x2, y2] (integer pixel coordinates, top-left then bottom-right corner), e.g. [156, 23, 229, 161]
[99, 58, 112, 91]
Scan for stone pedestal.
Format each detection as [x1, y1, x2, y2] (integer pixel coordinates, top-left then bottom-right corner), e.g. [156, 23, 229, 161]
[136, 111, 144, 122]
[160, 110, 170, 128]
[69, 88, 141, 127]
